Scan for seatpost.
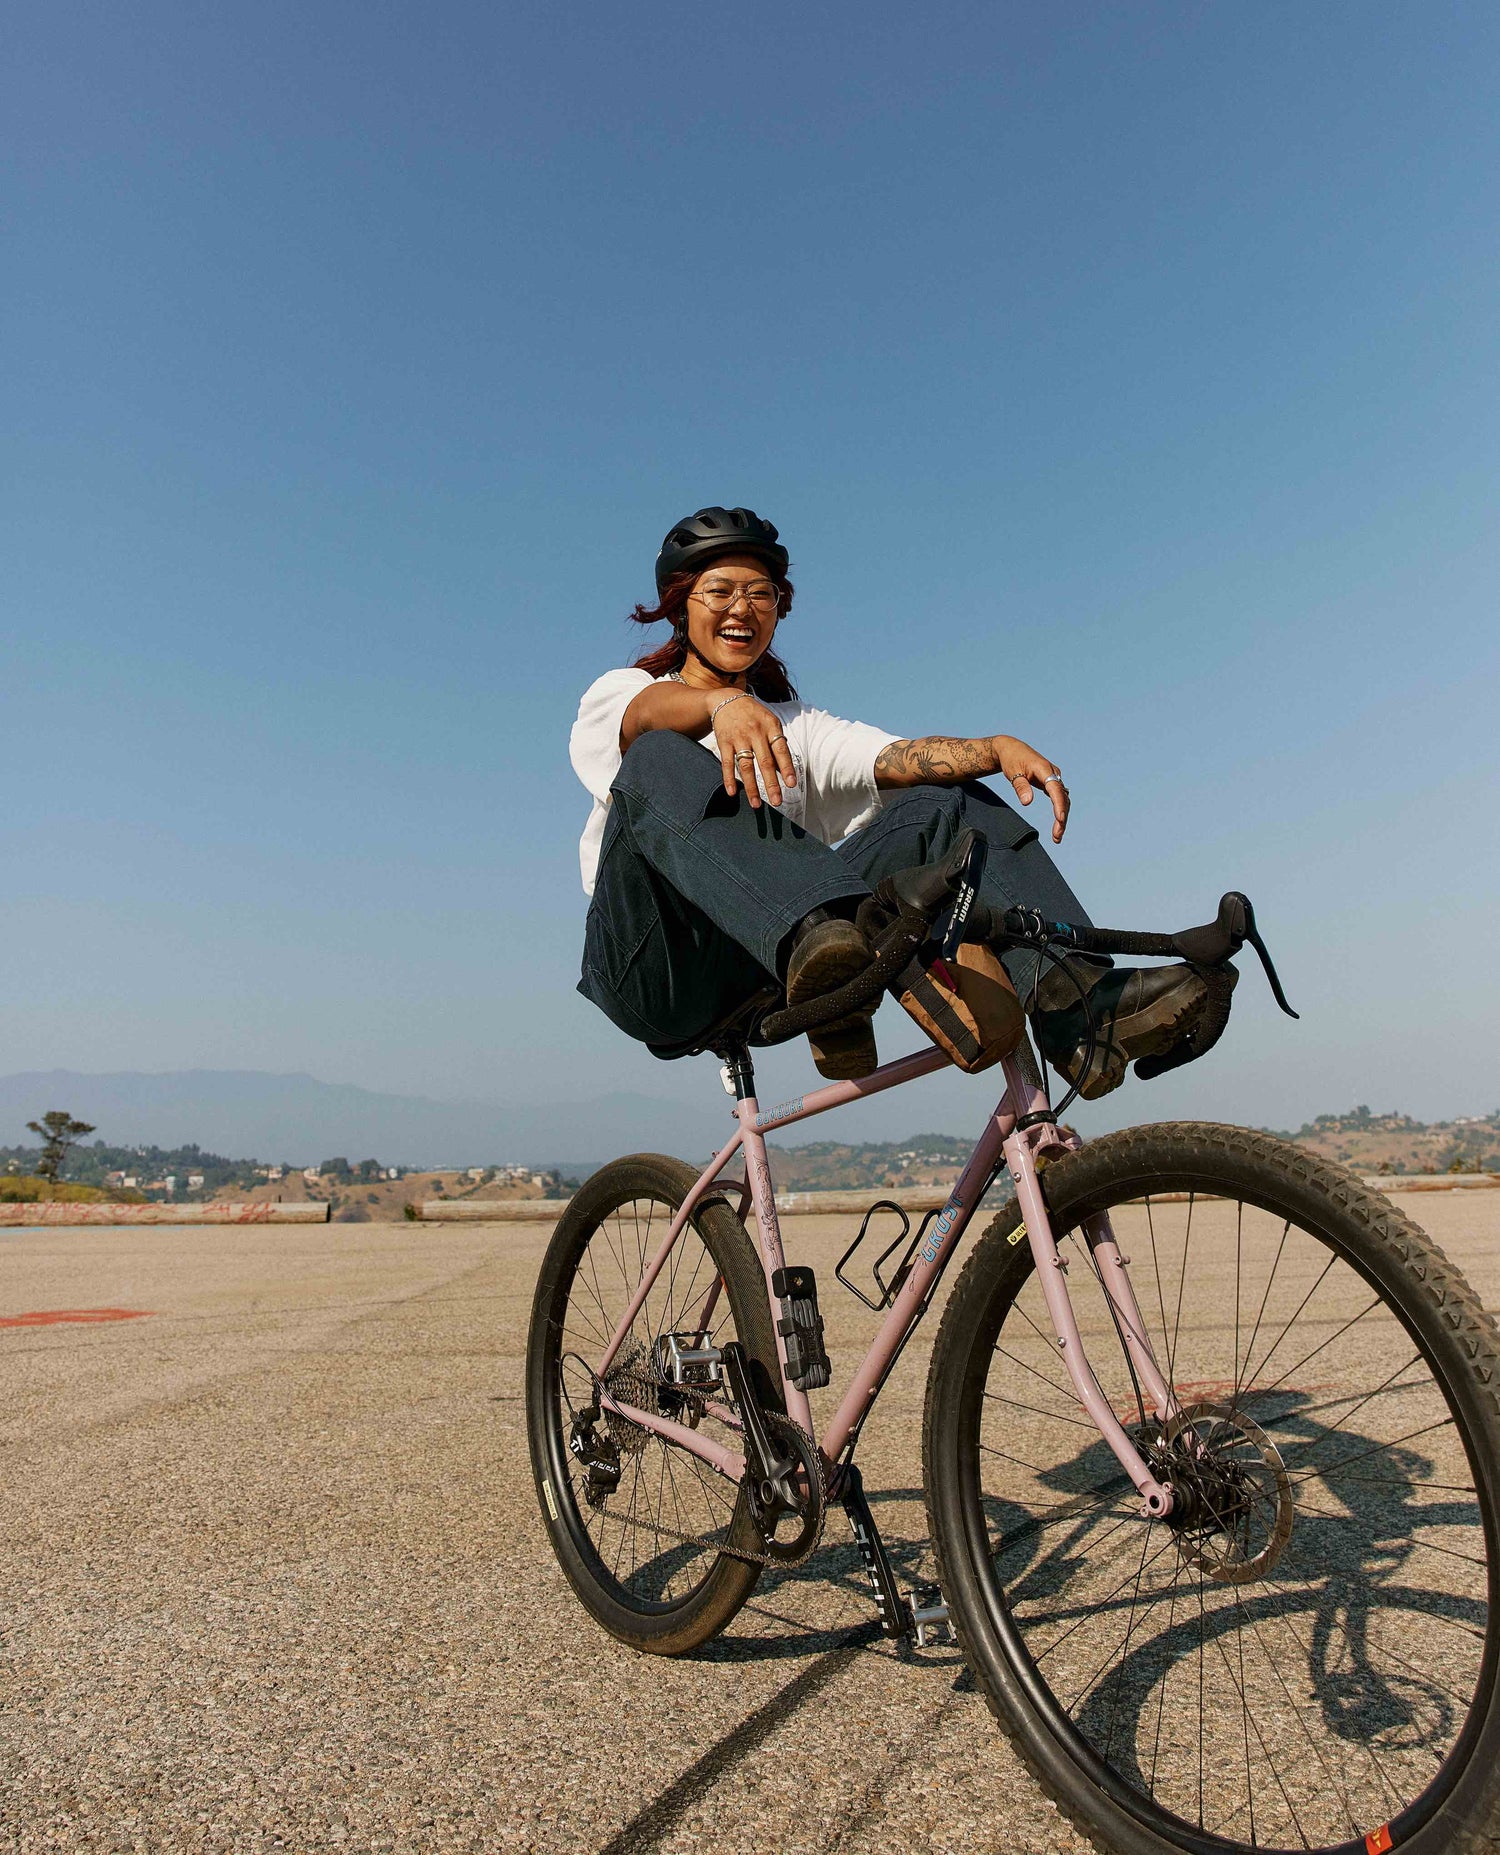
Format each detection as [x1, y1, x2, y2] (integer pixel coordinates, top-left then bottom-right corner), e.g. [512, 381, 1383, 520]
[720, 1042, 756, 1101]
[725, 1038, 816, 1439]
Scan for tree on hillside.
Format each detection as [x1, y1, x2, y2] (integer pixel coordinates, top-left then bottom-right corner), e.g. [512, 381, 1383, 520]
[26, 1111, 97, 1184]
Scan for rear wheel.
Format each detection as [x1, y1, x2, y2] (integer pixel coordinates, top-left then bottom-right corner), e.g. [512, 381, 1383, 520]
[923, 1123, 1500, 1854]
[526, 1153, 777, 1655]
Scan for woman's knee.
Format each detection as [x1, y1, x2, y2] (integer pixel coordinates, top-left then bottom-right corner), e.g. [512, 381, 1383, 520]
[616, 727, 706, 791]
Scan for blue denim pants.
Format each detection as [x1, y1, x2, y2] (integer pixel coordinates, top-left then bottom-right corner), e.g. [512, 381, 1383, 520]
[579, 729, 1097, 1052]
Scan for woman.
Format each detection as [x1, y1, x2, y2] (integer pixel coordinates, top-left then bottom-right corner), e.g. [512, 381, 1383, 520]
[570, 505, 1209, 1089]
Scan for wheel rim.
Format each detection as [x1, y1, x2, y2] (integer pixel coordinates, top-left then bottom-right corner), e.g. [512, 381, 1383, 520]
[966, 1184, 1497, 1851]
[548, 1190, 749, 1609]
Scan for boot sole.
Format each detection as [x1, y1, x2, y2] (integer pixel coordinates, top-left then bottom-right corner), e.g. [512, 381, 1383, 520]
[786, 928, 876, 1036]
[1066, 973, 1210, 1101]
[786, 926, 879, 1079]
[808, 1020, 879, 1080]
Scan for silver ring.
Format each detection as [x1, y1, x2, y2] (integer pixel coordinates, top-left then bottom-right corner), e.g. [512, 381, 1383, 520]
[1043, 774, 1064, 785]
[734, 751, 755, 761]
[768, 733, 786, 745]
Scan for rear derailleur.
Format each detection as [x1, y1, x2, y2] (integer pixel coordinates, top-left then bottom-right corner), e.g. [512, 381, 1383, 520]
[567, 1406, 621, 1508]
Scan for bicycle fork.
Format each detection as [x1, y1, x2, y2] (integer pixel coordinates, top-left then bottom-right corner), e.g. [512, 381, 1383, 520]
[1003, 1107, 1179, 1519]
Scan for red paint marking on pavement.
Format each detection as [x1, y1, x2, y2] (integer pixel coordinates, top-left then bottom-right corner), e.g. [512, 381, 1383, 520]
[0, 1308, 154, 1328]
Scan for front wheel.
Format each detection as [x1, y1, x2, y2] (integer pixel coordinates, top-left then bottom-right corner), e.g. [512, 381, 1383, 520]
[526, 1153, 778, 1656]
[923, 1123, 1500, 1855]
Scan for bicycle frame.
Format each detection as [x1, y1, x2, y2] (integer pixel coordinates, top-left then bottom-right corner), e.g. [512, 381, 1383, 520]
[593, 1039, 1181, 1518]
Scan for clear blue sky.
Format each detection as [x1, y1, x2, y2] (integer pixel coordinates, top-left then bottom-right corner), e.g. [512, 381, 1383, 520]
[6, 2, 1498, 1146]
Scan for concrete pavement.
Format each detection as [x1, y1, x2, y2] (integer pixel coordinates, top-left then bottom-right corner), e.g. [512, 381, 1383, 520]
[4, 1192, 1497, 1854]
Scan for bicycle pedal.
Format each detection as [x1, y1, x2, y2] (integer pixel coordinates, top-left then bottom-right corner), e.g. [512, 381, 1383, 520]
[907, 1582, 954, 1648]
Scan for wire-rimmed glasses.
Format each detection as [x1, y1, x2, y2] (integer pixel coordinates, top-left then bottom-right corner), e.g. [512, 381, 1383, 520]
[690, 580, 782, 613]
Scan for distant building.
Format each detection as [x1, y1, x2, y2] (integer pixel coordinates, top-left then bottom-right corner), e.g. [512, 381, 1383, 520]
[302, 1167, 319, 1182]
[187, 1174, 205, 1190]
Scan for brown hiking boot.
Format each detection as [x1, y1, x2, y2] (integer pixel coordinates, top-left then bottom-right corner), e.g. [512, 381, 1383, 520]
[785, 914, 879, 1080]
[1033, 963, 1228, 1100]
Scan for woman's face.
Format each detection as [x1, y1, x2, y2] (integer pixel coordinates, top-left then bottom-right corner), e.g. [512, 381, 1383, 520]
[682, 553, 781, 681]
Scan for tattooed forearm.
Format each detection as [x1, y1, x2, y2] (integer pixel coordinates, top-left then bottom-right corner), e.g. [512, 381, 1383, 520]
[873, 736, 1000, 788]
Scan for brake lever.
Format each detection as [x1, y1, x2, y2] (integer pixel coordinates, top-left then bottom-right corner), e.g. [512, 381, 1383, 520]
[931, 834, 988, 987]
[1240, 903, 1299, 1019]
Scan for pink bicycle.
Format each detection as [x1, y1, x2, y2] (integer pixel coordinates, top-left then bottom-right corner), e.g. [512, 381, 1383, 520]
[528, 858, 1500, 1855]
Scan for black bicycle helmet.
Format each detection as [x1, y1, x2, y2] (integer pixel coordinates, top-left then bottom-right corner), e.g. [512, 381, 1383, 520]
[654, 506, 789, 595]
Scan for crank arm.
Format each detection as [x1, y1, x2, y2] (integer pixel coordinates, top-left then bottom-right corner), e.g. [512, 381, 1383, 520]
[720, 1341, 797, 1499]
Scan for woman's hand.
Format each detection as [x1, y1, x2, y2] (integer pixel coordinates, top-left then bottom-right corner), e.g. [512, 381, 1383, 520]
[873, 733, 1070, 842]
[712, 692, 797, 809]
[992, 734, 1070, 843]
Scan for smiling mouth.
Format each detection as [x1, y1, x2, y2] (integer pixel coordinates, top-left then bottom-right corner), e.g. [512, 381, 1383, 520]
[717, 626, 757, 646]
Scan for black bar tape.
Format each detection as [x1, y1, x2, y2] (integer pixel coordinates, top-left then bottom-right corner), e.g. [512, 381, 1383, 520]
[754, 913, 928, 1046]
[1057, 924, 1181, 958]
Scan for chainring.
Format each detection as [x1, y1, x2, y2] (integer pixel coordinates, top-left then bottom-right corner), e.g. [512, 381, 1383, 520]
[589, 1346, 825, 1569]
[744, 1413, 827, 1567]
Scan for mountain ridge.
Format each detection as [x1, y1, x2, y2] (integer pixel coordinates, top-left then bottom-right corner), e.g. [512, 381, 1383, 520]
[0, 1068, 731, 1169]
[3, 1073, 1494, 1184]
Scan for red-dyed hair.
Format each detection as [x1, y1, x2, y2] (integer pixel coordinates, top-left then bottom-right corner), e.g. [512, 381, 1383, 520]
[628, 567, 798, 702]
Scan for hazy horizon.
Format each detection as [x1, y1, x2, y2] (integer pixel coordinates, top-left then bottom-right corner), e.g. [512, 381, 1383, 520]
[3, 1063, 1494, 1174]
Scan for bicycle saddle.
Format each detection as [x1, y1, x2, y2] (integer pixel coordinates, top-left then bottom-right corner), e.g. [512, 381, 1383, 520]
[647, 982, 784, 1063]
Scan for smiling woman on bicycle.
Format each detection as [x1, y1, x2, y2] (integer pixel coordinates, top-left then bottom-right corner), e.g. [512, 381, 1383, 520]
[571, 504, 1217, 1089]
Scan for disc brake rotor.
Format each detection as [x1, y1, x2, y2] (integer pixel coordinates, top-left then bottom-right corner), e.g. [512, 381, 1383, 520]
[1164, 1399, 1294, 1584]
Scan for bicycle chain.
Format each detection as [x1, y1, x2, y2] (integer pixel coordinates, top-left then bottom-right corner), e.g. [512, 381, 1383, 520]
[586, 1391, 827, 1570]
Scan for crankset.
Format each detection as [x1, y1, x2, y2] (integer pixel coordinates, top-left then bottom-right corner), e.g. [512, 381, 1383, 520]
[721, 1340, 826, 1565]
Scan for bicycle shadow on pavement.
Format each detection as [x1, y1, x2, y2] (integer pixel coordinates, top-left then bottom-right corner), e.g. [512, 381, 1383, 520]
[980, 1387, 1484, 1795]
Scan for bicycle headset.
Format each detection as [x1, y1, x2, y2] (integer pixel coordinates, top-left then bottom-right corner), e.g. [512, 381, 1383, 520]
[654, 507, 790, 596]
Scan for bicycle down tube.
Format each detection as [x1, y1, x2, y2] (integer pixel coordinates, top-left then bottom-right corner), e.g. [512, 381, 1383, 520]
[592, 1041, 1177, 1517]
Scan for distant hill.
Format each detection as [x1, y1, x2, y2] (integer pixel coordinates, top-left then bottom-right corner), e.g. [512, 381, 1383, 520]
[765, 1133, 976, 1191]
[1265, 1106, 1500, 1176]
[0, 1070, 731, 1170]
[762, 1111, 1500, 1191]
